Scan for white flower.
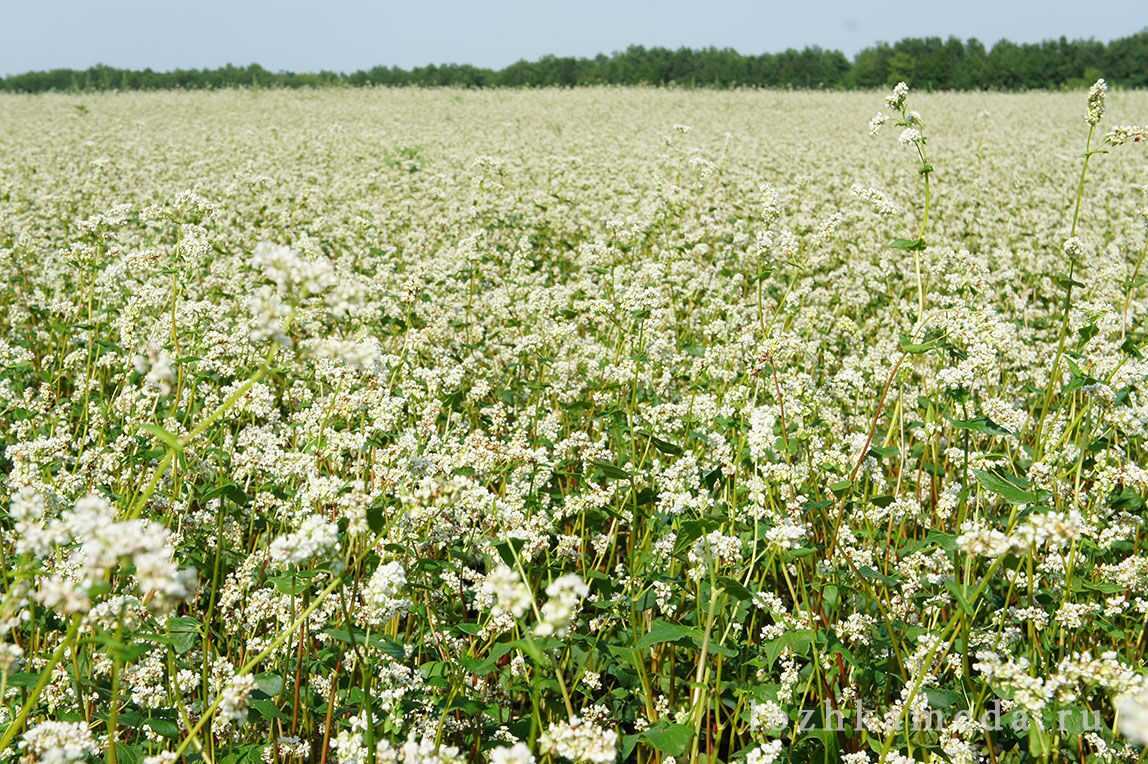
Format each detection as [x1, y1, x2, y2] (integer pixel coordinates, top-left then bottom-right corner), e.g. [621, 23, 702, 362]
[745, 741, 783, 764]
[1105, 125, 1148, 146]
[363, 560, 410, 624]
[536, 574, 589, 638]
[540, 717, 617, 764]
[749, 700, 789, 733]
[898, 127, 921, 146]
[1086, 78, 1106, 125]
[490, 743, 535, 764]
[1062, 236, 1084, 259]
[479, 565, 532, 619]
[1117, 687, 1148, 744]
[269, 515, 340, 567]
[134, 342, 175, 395]
[218, 673, 256, 726]
[20, 721, 99, 764]
[885, 81, 910, 111]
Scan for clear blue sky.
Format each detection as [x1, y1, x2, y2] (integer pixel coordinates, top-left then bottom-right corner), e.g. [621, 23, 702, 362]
[3, 0, 1145, 75]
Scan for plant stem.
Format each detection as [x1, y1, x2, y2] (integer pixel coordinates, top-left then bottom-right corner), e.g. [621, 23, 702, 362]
[172, 574, 344, 758]
[0, 615, 82, 750]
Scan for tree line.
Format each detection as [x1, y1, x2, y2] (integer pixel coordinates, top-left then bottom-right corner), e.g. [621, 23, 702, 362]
[3, 31, 1146, 93]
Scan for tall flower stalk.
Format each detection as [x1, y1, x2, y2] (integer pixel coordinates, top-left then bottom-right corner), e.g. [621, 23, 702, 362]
[1035, 79, 1107, 452]
[871, 81, 933, 329]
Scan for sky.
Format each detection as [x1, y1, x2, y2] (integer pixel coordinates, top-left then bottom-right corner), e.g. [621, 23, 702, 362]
[3, 0, 1145, 75]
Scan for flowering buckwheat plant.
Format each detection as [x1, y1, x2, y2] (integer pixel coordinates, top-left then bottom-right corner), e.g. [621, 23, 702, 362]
[1, 83, 1147, 764]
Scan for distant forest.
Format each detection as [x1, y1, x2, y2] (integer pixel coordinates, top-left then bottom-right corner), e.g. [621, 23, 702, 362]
[3, 31, 1147, 92]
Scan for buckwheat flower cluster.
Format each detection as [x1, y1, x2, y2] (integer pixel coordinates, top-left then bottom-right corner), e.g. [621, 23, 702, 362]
[133, 342, 175, 396]
[1086, 78, 1107, 125]
[1116, 686, 1148, 744]
[252, 241, 337, 297]
[939, 715, 984, 764]
[0, 642, 24, 672]
[539, 716, 617, 764]
[868, 112, 888, 136]
[885, 81, 910, 111]
[9, 486, 57, 556]
[745, 741, 784, 764]
[489, 742, 535, 764]
[268, 515, 339, 567]
[218, 673, 257, 727]
[143, 752, 179, 764]
[850, 183, 899, 217]
[972, 652, 1050, 719]
[19, 720, 99, 764]
[1063, 236, 1085, 260]
[1105, 125, 1148, 146]
[302, 336, 385, 373]
[363, 560, 411, 624]
[898, 127, 922, 147]
[477, 564, 532, 619]
[535, 573, 589, 638]
[375, 733, 466, 764]
[688, 531, 742, 568]
[748, 700, 788, 733]
[764, 520, 806, 552]
[32, 494, 195, 614]
[955, 521, 1012, 558]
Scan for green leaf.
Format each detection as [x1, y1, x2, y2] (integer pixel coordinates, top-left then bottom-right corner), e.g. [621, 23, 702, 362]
[899, 333, 945, 354]
[620, 734, 641, 760]
[869, 445, 899, 460]
[642, 722, 693, 756]
[366, 496, 388, 535]
[1056, 705, 1093, 742]
[858, 566, 900, 587]
[764, 629, 816, 667]
[973, 468, 1047, 505]
[267, 570, 320, 595]
[829, 479, 852, 496]
[494, 537, 526, 567]
[890, 238, 927, 251]
[323, 628, 406, 659]
[925, 688, 962, 709]
[143, 718, 181, 738]
[253, 673, 283, 696]
[717, 576, 753, 601]
[636, 620, 697, 650]
[201, 482, 249, 506]
[250, 698, 287, 720]
[1029, 720, 1050, 757]
[111, 744, 144, 764]
[638, 432, 684, 456]
[950, 417, 1011, 436]
[591, 459, 631, 480]
[925, 531, 957, 553]
[166, 616, 200, 655]
[218, 745, 266, 764]
[510, 638, 554, 668]
[945, 579, 974, 615]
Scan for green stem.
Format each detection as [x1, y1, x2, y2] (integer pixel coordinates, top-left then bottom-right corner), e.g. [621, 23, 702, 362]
[172, 575, 344, 758]
[106, 618, 124, 764]
[1070, 125, 1096, 238]
[689, 573, 722, 764]
[0, 615, 82, 750]
[127, 365, 267, 519]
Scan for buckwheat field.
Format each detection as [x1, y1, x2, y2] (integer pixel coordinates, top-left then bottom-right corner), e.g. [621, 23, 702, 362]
[2, 83, 1148, 764]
